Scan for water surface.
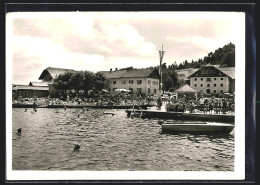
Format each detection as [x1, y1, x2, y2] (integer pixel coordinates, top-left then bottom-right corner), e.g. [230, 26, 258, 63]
[12, 108, 234, 171]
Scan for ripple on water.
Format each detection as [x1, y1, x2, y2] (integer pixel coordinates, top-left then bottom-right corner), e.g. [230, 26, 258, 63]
[12, 108, 234, 171]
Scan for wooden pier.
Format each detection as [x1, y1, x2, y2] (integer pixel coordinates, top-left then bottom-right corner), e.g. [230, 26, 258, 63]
[125, 109, 235, 123]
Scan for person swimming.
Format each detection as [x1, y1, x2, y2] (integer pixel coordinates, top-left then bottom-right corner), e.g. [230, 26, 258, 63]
[74, 144, 80, 151]
[17, 128, 22, 134]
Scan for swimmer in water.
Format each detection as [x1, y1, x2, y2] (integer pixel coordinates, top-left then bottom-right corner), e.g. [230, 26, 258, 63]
[74, 144, 80, 151]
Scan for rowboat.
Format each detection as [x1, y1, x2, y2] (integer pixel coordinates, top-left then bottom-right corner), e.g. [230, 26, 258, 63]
[159, 121, 234, 134]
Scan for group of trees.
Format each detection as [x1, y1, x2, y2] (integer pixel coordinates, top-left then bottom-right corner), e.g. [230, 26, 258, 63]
[172, 42, 235, 70]
[52, 70, 110, 98]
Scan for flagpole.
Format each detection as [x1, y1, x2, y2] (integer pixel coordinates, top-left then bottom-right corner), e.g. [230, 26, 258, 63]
[159, 44, 165, 95]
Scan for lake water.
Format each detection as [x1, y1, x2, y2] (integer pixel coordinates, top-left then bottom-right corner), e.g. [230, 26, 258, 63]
[12, 108, 234, 171]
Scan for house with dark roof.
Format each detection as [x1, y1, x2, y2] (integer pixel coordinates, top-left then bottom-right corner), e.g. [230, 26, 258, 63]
[37, 67, 76, 95]
[38, 67, 76, 83]
[98, 67, 160, 95]
[188, 64, 235, 95]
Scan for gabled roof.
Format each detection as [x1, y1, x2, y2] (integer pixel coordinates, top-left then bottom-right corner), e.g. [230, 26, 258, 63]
[188, 64, 234, 79]
[98, 68, 158, 79]
[39, 67, 76, 80]
[175, 84, 197, 92]
[29, 81, 49, 87]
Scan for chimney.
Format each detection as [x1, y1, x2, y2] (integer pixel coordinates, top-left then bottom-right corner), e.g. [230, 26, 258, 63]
[110, 68, 112, 72]
[115, 68, 118, 71]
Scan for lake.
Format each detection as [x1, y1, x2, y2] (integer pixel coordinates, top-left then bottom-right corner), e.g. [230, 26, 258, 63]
[12, 108, 234, 171]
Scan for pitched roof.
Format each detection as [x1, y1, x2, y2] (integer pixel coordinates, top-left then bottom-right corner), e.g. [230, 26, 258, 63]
[188, 64, 234, 79]
[39, 67, 76, 80]
[29, 81, 49, 87]
[98, 70, 128, 79]
[12, 84, 49, 91]
[98, 68, 157, 79]
[175, 84, 197, 92]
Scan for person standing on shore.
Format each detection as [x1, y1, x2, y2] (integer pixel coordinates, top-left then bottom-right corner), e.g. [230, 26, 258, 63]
[199, 97, 204, 112]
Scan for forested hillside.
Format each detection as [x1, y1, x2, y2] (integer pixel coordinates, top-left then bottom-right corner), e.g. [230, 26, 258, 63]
[170, 42, 235, 70]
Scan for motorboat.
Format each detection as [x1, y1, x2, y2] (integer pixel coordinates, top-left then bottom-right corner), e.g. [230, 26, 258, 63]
[159, 121, 234, 134]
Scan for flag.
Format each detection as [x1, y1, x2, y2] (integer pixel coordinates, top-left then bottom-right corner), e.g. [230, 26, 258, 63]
[159, 50, 165, 75]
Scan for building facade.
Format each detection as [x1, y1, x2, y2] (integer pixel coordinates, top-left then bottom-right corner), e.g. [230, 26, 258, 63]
[12, 84, 49, 99]
[188, 64, 235, 95]
[99, 68, 160, 95]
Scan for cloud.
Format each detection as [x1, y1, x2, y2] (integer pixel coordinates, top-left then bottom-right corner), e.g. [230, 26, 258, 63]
[9, 12, 244, 84]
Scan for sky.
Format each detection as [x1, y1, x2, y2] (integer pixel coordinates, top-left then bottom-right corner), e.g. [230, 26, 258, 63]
[7, 11, 244, 84]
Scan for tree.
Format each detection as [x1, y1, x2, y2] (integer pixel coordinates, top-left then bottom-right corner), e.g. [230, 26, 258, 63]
[162, 68, 179, 92]
[93, 73, 110, 92]
[220, 51, 235, 67]
[69, 71, 85, 92]
[53, 72, 74, 96]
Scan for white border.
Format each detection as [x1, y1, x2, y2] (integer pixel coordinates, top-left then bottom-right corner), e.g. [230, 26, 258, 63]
[6, 11, 245, 180]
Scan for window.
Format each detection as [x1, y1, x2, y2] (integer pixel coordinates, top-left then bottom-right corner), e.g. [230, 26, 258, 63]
[121, 80, 126, 84]
[214, 78, 217, 81]
[206, 78, 211, 82]
[137, 80, 142, 85]
[213, 90, 217, 94]
[129, 80, 133, 84]
[148, 80, 151, 84]
[194, 84, 197, 87]
[200, 84, 203, 87]
[201, 78, 203, 81]
[113, 81, 116, 84]
[214, 84, 216, 87]
[154, 89, 157, 93]
[220, 84, 223, 87]
[220, 90, 224, 93]
[221, 78, 224, 80]
[137, 88, 142, 93]
[195, 78, 197, 81]
[152, 81, 158, 85]
[148, 88, 151, 93]
[207, 84, 210, 87]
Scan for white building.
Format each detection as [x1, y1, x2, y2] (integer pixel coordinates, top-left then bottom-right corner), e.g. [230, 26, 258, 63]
[98, 67, 160, 95]
[188, 64, 235, 94]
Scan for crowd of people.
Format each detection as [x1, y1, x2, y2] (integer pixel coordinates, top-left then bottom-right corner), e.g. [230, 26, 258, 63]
[13, 92, 235, 115]
[163, 95, 235, 115]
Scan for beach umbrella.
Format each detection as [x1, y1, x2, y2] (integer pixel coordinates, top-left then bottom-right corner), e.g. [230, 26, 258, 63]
[102, 89, 108, 93]
[115, 88, 129, 92]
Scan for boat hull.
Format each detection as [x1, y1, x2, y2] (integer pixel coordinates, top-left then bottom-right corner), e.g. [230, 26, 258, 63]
[162, 123, 234, 134]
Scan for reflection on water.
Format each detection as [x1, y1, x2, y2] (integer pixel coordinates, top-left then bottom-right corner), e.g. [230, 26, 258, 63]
[12, 108, 234, 171]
